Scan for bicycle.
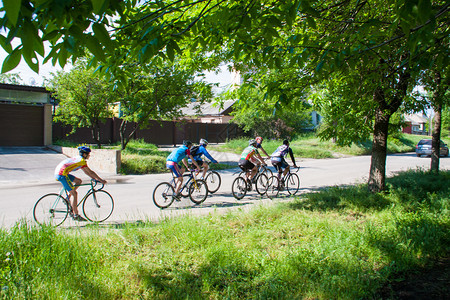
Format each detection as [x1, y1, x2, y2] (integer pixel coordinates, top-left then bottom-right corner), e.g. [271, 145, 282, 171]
[188, 161, 221, 194]
[33, 179, 114, 227]
[153, 170, 208, 208]
[232, 166, 269, 200]
[266, 166, 300, 199]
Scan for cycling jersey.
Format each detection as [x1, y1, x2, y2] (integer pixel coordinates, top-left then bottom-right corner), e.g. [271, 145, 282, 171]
[54, 156, 87, 176]
[192, 145, 218, 163]
[240, 145, 259, 160]
[271, 145, 296, 166]
[166, 145, 191, 164]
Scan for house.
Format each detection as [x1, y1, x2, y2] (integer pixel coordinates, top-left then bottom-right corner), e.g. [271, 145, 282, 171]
[0, 83, 53, 146]
[402, 113, 428, 135]
[180, 100, 235, 123]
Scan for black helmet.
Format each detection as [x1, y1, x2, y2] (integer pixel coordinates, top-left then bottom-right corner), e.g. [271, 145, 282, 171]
[183, 140, 192, 147]
[283, 139, 289, 145]
[249, 139, 257, 146]
[78, 146, 91, 155]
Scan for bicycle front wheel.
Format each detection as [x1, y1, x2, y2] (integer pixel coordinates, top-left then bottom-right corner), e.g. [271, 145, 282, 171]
[153, 182, 175, 208]
[83, 190, 114, 222]
[205, 171, 221, 193]
[232, 176, 247, 200]
[286, 173, 300, 195]
[33, 193, 69, 227]
[261, 166, 273, 178]
[189, 179, 208, 204]
[255, 173, 269, 195]
[266, 176, 280, 199]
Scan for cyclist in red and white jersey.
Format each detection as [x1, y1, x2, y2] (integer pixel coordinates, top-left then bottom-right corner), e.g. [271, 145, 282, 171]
[238, 139, 266, 189]
[54, 146, 107, 221]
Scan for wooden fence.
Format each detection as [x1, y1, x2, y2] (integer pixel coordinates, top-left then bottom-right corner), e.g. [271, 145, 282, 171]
[53, 118, 245, 146]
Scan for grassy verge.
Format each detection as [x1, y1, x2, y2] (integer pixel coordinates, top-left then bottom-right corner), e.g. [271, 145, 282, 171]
[1, 170, 449, 299]
[214, 133, 448, 159]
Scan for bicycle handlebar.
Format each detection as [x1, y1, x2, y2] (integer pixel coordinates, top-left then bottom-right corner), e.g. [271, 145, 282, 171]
[91, 179, 105, 190]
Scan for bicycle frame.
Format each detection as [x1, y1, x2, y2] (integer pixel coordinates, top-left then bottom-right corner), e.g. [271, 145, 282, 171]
[60, 179, 104, 211]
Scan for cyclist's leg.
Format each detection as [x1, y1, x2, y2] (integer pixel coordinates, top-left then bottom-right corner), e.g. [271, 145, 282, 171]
[200, 160, 208, 178]
[56, 174, 80, 215]
[281, 159, 290, 183]
[167, 162, 183, 195]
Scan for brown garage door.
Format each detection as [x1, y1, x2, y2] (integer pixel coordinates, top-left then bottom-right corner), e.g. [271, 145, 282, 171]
[0, 104, 44, 146]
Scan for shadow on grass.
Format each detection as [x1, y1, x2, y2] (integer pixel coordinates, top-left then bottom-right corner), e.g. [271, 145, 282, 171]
[288, 169, 450, 213]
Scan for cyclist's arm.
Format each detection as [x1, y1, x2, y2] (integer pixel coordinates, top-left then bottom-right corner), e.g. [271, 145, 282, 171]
[261, 146, 270, 159]
[82, 167, 107, 184]
[255, 152, 266, 165]
[201, 148, 218, 163]
[288, 148, 297, 167]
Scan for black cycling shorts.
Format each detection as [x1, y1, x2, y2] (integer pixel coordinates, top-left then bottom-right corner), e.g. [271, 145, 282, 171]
[271, 157, 288, 173]
[238, 159, 254, 172]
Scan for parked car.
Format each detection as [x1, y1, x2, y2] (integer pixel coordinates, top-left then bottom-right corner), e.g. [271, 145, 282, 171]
[415, 139, 449, 157]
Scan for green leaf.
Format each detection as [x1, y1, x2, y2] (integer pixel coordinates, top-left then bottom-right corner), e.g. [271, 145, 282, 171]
[91, 0, 107, 14]
[85, 35, 106, 62]
[3, 0, 21, 27]
[166, 42, 175, 61]
[0, 34, 13, 53]
[93, 23, 113, 48]
[23, 51, 39, 73]
[1, 48, 22, 73]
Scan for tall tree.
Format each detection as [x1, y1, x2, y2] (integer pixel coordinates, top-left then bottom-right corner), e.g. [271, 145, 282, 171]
[46, 60, 114, 147]
[2, 0, 448, 191]
[113, 62, 213, 150]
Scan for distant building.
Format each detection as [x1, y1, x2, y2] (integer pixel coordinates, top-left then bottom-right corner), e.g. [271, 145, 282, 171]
[180, 100, 235, 124]
[0, 83, 53, 146]
[402, 114, 428, 135]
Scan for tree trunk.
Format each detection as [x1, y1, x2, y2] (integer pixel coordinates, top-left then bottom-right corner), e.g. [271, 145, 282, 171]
[430, 71, 442, 173]
[91, 124, 102, 149]
[368, 107, 390, 192]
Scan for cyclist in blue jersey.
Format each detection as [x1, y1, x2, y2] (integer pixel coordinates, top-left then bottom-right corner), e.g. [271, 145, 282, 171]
[271, 139, 297, 185]
[188, 138, 218, 179]
[166, 140, 201, 198]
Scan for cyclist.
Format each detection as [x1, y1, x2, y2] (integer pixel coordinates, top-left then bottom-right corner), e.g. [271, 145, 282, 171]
[166, 140, 201, 198]
[238, 139, 266, 190]
[271, 139, 297, 186]
[54, 146, 107, 221]
[255, 136, 271, 160]
[188, 138, 218, 179]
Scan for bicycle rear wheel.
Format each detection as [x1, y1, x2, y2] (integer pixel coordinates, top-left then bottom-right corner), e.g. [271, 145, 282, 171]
[232, 176, 247, 200]
[205, 171, 221, 193]
[153, 182, 176, 208]
[33, 193, 69, 226]
[83, 190, 114, 222]
[189, 179, 208, 204]
[266, 176, 280, 199]
[286, 173, 300, 195]
[255, 173, 269, 195]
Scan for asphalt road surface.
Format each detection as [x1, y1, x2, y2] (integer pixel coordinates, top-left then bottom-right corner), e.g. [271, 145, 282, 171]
[1, 147, 449, 228]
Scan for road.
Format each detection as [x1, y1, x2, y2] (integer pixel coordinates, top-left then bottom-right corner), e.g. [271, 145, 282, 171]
[0, 147, 449, 228]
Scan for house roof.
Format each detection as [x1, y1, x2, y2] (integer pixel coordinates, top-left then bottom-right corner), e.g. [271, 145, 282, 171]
[404, 114, 428, 125]
[0, 83, 48, 93]
[0, 83, 51, 104]
[181, 100, 235, 116]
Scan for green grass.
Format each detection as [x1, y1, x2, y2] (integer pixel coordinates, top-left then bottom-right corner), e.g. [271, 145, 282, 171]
[215, 133, 446, 159]
[1, 170, 449, 299]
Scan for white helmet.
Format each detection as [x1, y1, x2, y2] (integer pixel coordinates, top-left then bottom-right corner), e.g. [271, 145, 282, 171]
[200, 138, 208, 145]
